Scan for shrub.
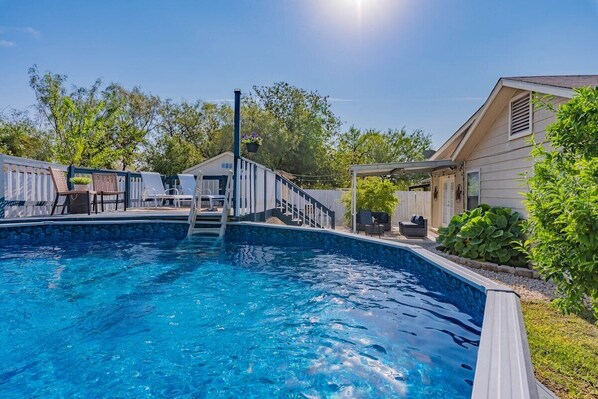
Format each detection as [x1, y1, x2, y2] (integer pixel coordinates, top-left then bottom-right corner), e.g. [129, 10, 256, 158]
[437, 205, 528, 267]
[525, 87, 598, 319]
[342, 177, 399, 225]
[70, 176, 91, 185]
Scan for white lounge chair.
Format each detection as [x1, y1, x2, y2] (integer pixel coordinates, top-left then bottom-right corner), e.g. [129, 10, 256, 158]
[140, 172, 192, 207]
[177, 174, 226, 210]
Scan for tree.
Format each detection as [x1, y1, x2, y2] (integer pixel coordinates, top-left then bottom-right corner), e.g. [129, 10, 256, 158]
[0, 110, 51, 160]
[103, 84, 160, 170]
[333, 127, 433, 188]
[28, 66, 120, 168]
[248, 82, 341, 186]
[341, 177, 399, 225]
[525, 87, 598, 320]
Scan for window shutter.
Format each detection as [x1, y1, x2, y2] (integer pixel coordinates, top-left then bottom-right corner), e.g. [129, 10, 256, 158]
[510, 94, 531, 136]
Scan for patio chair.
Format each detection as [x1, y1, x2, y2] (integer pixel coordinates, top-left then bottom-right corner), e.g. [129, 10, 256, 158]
[356, 210, 374, 232]
[92, 173, 127, 212]
[178, 173, 226, 210]
[49, 167, 97, 216]
[399, 215, 428, 238]
[140, 172, 192, 207]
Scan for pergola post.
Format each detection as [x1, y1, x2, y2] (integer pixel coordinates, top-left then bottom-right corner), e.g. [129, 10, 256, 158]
[351, 170, 357, 233]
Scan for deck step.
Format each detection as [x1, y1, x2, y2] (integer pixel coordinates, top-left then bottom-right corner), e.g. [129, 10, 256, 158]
[191, 227, 221, 235]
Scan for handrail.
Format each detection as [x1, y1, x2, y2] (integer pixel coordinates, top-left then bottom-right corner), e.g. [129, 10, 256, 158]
[275, 174, 332, 214]
[275, 173, 335, 229]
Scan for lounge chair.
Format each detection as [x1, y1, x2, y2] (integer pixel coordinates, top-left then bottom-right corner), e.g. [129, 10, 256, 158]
[399, 215, 428, 237]
[49, 168, 97, 215]
[140, 172, 192, 207]
[92, 173, 127, 212]
[178, 174, 225, 210]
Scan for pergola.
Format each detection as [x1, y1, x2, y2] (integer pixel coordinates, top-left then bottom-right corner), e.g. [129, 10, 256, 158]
[349, 160, 456, 232]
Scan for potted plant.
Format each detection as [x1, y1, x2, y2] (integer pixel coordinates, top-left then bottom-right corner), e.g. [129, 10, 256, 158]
[242, 133, 263, 153]
[70, 176, 91, 191]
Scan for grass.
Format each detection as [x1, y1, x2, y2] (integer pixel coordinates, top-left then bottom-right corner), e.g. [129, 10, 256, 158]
[521, 300, 598, 399]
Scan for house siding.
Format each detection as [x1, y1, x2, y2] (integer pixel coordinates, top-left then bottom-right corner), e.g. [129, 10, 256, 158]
[464, 92, 567, 216]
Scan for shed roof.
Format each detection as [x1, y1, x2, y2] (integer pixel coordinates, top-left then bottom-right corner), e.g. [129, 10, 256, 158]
[349, 160, 456, 177]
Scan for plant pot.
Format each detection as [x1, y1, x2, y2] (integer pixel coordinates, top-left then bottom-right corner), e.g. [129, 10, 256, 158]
[246, 142, 260, 153]
[74, 184, 89, 191]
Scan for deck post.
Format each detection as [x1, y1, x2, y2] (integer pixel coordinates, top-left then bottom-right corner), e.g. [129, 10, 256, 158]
[263, 168, 267, 222]
[351, 170, 357, 233]
[0, 155, 5, 219]
[125, 172, 131, 209]
[67, 165, 75, 190]
[233, 89, 241, 218]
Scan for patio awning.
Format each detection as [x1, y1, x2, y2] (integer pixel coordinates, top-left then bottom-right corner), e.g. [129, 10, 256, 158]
[349, 160, 457, 177]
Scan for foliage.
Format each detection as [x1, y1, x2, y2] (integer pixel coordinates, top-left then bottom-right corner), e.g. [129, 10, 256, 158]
[341, 178, 399, 224]
[29, 66, 120, 168]
[241, 132, 263, 145]
[70, 176, 91, 185]
[525, 87, 598, 319]
[143, 134, 204, 176]
[245, 82, 341, 187]
[333, 126, 433, 188]
[103, 84, 160, 170]
[437, 205, 528, 267]
[6, 66, 432, 188]
[522, 300, 598, 399]
[0, 110, 51, 161]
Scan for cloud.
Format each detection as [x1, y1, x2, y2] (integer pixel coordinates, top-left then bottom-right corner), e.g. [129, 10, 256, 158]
[0, 40, 15, 47]
[20, 27, 41, 39]
[0, 26, 41, 47]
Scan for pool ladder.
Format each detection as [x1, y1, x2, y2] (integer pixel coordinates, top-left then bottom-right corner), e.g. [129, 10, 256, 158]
[187, 170, 233, 238]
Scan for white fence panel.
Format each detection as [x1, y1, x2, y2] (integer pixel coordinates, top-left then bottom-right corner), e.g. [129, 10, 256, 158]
[305, 189, 431, 227]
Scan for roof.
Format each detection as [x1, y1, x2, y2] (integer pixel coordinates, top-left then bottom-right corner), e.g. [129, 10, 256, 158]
[350, 160, 457, 177]
[506, 75, 598, 89]
[434, 74, 598, 162]
[182, 152, 233, 173]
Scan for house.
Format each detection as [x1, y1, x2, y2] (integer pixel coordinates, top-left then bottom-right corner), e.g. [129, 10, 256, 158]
[428, 75, 598, 230]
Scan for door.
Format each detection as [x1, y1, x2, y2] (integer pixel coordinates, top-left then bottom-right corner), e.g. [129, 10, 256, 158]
[441, 175, 455, 226]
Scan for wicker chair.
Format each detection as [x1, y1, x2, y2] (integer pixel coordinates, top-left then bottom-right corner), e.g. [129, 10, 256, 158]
[49, 168, 97, 216]
[92, 173, 127, 212]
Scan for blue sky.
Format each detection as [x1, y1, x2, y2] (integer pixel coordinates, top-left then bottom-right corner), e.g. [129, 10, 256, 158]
[1, 0, 597, 148]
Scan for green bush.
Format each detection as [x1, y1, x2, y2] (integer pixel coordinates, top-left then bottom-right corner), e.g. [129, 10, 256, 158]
[342, 177, 399, 225]
[70, 176, 91, 185]
[437, 205, 528, 267]
[525, 87, 598, 320]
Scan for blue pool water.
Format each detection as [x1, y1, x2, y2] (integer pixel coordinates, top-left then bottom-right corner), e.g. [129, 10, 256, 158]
[0, 233, 483, 398]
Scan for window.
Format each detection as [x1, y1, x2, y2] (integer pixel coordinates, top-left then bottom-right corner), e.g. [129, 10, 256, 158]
[509, 93, 532, 137]
[221, 162, 233, 169]
[466, 170, 480, 210]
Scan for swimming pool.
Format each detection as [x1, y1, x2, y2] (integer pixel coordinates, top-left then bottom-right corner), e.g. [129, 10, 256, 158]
[0, 222, 533, 398]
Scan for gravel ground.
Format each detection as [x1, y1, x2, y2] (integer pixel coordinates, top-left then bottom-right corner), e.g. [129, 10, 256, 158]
[457, 265, 556, 301]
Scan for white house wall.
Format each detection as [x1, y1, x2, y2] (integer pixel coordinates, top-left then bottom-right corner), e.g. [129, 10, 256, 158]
[464, 92, 567, 216]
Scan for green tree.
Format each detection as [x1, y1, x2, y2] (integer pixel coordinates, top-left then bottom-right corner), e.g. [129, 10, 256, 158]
[28, 66, 120, 168]
[0, 110, 51, 160]
[525, 87, 598, 319]
[248, 82, 341, 186]
[103, 84, 160, 170]
[341, 177, 399, 224]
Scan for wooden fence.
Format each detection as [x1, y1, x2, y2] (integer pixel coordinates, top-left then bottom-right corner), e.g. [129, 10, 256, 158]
[305, 189, 431, 227]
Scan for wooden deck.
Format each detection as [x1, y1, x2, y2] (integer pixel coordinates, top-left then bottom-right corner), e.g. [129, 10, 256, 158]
[0, 206, 225, 226]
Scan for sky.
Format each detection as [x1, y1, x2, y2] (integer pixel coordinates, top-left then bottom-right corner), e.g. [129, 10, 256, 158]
[1, 0, 597, 149]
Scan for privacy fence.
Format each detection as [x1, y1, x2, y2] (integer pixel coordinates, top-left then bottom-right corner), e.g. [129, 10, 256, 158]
[305, 189, 431, 227]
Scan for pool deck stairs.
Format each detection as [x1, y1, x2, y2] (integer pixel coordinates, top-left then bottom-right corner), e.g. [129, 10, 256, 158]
[188, 170, 233, 238]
